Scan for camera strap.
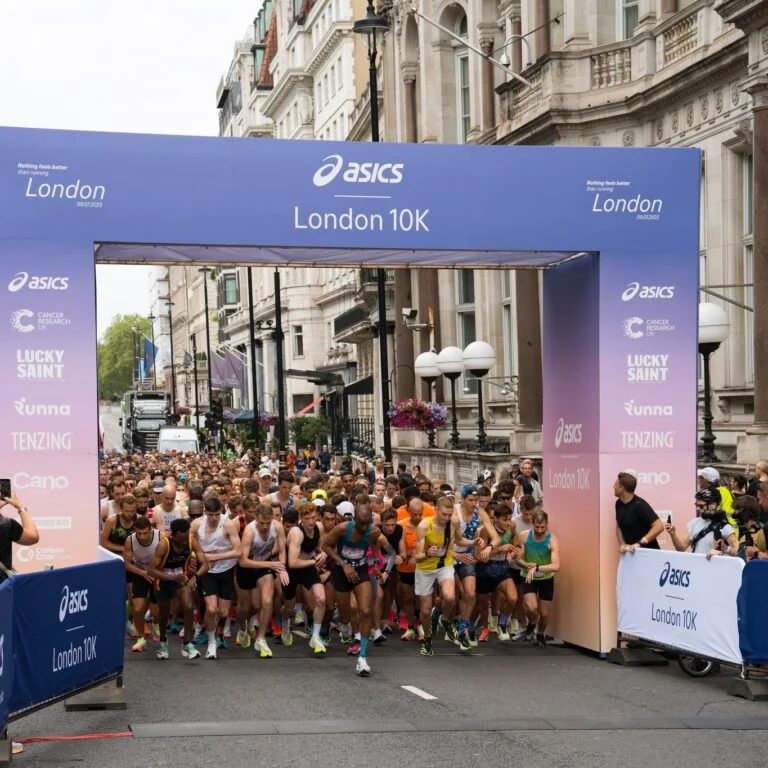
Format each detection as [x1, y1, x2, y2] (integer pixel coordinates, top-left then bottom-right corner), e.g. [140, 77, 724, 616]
[689, 521, 716, 552]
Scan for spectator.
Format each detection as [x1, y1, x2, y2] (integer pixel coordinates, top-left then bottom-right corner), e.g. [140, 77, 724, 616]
[733, 495, 767, 561]
[697, 466, 735, 525]
[747, 461, 768, 497]
[0, 488, 40, 581]
[614, 471, 664, 553]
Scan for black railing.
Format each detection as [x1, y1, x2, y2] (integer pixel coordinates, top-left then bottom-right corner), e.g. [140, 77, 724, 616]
[360, 268, 394, 285]
[334, 306, 368, 336]
[342, 416, 376, 459]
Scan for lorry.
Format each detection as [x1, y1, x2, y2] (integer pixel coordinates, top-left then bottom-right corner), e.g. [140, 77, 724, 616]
[120, 389, 171, 453]
[156, 426, 199, 454]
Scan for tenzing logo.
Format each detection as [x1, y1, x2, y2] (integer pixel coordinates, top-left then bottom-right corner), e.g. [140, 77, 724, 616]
[59, 585, 89, 622]
[312, 154, 404, 187]
[8, 272, 69, 292]
[659, 561, 691, 588]
[621, 282, 675, 301]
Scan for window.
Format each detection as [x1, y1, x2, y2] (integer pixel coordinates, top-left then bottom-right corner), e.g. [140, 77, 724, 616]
[455, 14, 470, 144]
[222, 273, 238, 305]
[502, 271, 516, 379]
[316, 82, 322, 109]
[292, 325, 304, 357]
[620, 0, 639, 40]
[337, 56, 342, 89]
[330, 65, 336, 94]
[332, 119, 337, 139]
[324, 74, 329, 104]
[457, 270, 476, 394]
[743, 153, 754, 383]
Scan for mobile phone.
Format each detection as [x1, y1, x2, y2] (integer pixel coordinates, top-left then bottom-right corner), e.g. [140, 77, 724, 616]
[667, 514, 672, 525]
[0, 478, 11, 500]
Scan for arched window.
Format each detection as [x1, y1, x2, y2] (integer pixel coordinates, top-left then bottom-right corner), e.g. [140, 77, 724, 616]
[455, 12, 470, 143]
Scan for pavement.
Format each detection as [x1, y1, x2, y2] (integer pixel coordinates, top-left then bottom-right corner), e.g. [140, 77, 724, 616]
[100, 404, 123, 453]
[7, 629, 768, 768]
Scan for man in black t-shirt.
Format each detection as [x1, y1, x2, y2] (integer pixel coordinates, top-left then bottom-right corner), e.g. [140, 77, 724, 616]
[614, 471, 664, 553]
[0, 488, 40, 581]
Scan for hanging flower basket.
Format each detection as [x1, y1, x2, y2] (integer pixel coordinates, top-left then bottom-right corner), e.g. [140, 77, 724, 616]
[388, 398, 447, 432]
[258, 411, 276, 428]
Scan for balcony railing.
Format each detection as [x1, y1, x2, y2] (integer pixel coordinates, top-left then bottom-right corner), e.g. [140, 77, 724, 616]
[334, 306, 368, 336]
[662, 12, 698, 65]
[591, 42, 632, 89]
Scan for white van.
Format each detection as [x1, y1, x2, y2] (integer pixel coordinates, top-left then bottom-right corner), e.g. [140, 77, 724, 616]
[156, 426, 199, 454]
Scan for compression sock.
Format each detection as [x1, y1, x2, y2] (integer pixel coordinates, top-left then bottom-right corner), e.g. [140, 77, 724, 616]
[359, 637, 369, 659]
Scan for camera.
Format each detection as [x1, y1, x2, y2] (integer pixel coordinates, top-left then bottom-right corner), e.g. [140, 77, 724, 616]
[401, 308, 418, 320]
[700, 509, 727, 523]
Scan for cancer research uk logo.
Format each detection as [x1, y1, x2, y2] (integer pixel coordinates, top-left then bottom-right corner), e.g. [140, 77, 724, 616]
[623, 316, 676, 339]
[10, 308, 71, 333]
[312, 154, 404, 188]
[8, 272, 69, 292]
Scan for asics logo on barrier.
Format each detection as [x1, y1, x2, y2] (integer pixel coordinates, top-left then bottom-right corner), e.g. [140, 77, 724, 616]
[621, 282, 675, 301]
[59, 585, 89, 622]
[659, 561, 690, 588]
[312, 154, 404, 187]
[8, 272, 69, 292]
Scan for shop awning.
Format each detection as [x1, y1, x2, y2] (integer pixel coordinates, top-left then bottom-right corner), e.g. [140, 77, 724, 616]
[343, 375, 374, 396]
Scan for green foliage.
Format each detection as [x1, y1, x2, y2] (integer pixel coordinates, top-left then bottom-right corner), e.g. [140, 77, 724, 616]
[289, 415, 329, 451]
[98, 314, 151, 400]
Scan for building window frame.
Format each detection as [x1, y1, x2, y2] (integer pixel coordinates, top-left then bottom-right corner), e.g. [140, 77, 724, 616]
[617, 0, 639, 40]
[292, 324, 305, 358]
[456, 270, 476, 395]
[222, 272, 238, 305]
[743, 152, 754, 384]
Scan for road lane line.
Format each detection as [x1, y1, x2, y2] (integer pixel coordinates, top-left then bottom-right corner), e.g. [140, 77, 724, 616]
[401, 685, 437, 700]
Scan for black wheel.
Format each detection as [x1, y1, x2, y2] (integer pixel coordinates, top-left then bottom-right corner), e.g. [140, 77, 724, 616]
[677, 654, 716, 677]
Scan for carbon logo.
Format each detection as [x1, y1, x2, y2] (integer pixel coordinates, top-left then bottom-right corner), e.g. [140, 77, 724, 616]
[312, 154, 404, 187]
[10, 309, 35, 333]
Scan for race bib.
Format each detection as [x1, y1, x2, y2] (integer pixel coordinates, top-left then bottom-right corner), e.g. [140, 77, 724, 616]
[433, 546, 446, 557]
[341, 545, 364, 562]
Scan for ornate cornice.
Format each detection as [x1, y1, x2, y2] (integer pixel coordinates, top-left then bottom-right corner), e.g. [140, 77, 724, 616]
[715, 0, 768, 32]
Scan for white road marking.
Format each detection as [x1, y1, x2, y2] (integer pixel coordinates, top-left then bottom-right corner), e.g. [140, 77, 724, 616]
[401, 685, 437, 700]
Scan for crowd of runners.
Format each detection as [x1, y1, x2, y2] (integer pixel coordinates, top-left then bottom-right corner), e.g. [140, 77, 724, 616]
[100, 450, 559, 677]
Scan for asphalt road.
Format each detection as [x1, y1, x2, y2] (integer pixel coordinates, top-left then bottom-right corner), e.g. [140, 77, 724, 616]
[8, 631, 768, 768]
[100, 403, 123, 453]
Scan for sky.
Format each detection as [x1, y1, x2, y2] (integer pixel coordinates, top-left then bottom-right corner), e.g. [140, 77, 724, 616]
[0, 0, 259, 338]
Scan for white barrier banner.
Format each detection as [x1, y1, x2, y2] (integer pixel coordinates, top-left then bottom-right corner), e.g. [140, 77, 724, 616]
[617, 548, 744, 664]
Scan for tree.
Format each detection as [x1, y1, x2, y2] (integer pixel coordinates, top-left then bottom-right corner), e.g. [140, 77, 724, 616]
[289, 415, 330, 451]
[98, 314, 151, 400]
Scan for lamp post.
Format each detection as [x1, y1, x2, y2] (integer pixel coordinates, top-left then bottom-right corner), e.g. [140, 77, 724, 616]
[148, 313, 157, 387]
[463, 341, 496, 451]
[247, 267, 259, 445]
[437, 346, 464, 450]
[698, 302, 730, 463]
[165, 300, 176, 415]
[354, 1, 392, 468]
[414, 350, 440, 448]
[198, 267, 214, 417]
[191, 332, 201, 429]
[273, 270, 287, 455]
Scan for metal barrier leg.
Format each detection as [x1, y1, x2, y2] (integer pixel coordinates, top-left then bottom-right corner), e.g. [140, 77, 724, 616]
[608, 634, 669, 667]
[0, 727, 11, 767]
[727, 677, 768, 701]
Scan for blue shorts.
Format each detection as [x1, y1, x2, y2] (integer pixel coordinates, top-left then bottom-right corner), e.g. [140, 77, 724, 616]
[455, 562, 476, 580]
[476, 561, 512, 594]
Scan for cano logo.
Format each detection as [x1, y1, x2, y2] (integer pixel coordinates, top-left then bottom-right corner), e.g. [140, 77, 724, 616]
[621, 282, 675, 301]
[312, 154, 404, 187]
[59, 585, 89, 622]
[8, 272, 70, 292]
[659, 561, 691, 588]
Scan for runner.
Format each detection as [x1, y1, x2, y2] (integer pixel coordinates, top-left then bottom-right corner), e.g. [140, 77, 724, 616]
[123, 515, 161, 650]
[321, 501, 382, 676]
[147, 517, 209, 660]
[237, 503, 289, 658]
[396, 498, 423, 640]
[283, 502, 328, 655]
[516, 510, 560, 648]
[152, 485, 187, 535]
[191, 495, 242, 659]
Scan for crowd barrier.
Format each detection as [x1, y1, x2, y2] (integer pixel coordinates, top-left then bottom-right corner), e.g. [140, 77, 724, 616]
[616, 548, 768, 667]
[0, 551, 125, 736]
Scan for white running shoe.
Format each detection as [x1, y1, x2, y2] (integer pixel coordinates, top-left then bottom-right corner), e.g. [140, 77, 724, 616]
[309, 634, 327, 654]
[356, 657, 371, 676]
[182, 642, 201, 659]
[223, 617, 232, 640]
[205, 642, 218, 660]
[255, 638, 273, 658]
[126, 621, 138, 638]
[295, 608, 307, 627]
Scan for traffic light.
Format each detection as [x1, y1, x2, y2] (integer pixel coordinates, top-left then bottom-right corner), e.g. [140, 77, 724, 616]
[211, 399, 223, 423]
[205, 413, 215, 431]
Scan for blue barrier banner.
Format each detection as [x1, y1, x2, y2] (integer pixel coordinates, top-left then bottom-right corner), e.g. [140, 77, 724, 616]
[9, 559, 124, 715]
[0, 580, 13, 732]
[737, 560, 768, 666]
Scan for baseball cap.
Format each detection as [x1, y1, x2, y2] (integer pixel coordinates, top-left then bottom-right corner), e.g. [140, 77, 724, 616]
[461, 484, 478, 497]
[477, 469, 492, 483]
[337, 501, 354, 518]
[258, 468, 272, 478]
[177, 472, 187, 481]
[311, 489, 328, 501]
[311, 498, 326, 508]
[697, 467, 720, 483]
[151, 480, 165, 492]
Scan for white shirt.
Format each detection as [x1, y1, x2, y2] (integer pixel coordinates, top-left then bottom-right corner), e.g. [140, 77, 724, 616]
[686, 517, 734, 555]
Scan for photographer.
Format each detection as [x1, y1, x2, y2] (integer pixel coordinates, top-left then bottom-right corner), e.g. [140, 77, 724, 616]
[0, 487, 40, 581]
[733, 495, 767, 562]
[665, 488, 738, 559]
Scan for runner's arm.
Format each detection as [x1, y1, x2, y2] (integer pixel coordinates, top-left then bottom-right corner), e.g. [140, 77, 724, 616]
[414, 520, 428, 562]
[99, 516, 123, 554]
[122, 536, 146, 578]
[478, 509, 501, 547]
[275, 523, 288, 565]
[287, 527, 313, 568]
[376, 534, 397, 572]
[146, 539, 169, 582]
[190, 537, 209, 580]
[320, 523, 345, 566]
[537, 535, 560, 574]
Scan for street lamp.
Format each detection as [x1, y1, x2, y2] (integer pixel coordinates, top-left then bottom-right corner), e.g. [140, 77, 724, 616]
[437, 346, 464, 450]
[354, 1, 392, 468]
[164, 299, 176, 416]
[414, 350, 439, 449]
[198, 267, 214, 421]
[191, 331, 201, 429]
[463, 341, 496, 451]
[698, 302, 730, 463]
[147, 313, 157, 387]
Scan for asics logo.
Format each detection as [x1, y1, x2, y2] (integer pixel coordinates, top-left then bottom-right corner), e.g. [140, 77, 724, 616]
[312, 154, 404, 187]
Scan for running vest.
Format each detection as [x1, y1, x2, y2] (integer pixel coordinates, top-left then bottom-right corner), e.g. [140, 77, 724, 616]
[108, 515, 135, 547]
[160, 536, 192, 578]
[398, 521, 419, 574]
[336, 521, 372, 565]
[158, 505, 182, 535]
[269, 492, 296, 513]
[524, 531, 554, 580]
[453, 505, 480, 554]
[417, 517, 454, 571]
[247, 520, 279, 562]
[198, 515, 238, 573]
[130, 529, 160, 569]
[489, 526, 513, 561]
[297, 523, 320, 561]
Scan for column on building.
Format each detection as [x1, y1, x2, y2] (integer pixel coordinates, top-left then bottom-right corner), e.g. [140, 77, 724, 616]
[479, 25, 496, 132]
[418, 272, 443, 402]
[535, 0, 550, 60]
[516, 271, 543, 428]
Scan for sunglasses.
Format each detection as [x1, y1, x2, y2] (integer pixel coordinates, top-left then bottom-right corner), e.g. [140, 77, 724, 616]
[500, 495, 512, 501]
[695, 503, 706, 509]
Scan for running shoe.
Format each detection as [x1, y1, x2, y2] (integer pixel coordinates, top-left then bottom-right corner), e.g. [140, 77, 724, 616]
[131, 637, 147, 653]
[216, 636, 229, 651]
[468, 630, 479, 648]
[356, 657, 372, 676]
[270, 618, 282, 639]
[372, 629, 387, 645]
[178, 628, 185, 641]
[417, 624, 425, 641]
[156, 641, 169, 660]
[193, 629, 208, 646]
[536, 633, 547, 649]
[347, 639, 361, 656]
[236, 629, 246, 647]
[309, 635, 327, 655]
[382, 623, 393, 635]
[442, 619, 460, 646]
[508, 618, 520, 634]
[223, 618, 232, 640]
[478, 626, 490, 642]
[281, 626, 294, 647]
[458, 630, 472, 652]
[294, 608, 307, 627]
[255, 638, 273, 659]
[182, 642, 201, 659]
[339, 624, 353, 644]
[320, 627, 331, 647]
[126, 621, 138, 638]
[498, 625, 511, 642]
[168, 620, 181, 635]
[205, 642, 218, 660]
[400, 628, 416, 641]
[398, 614, 409, 632]
[488, 614, 499, 634]
[419, 639, 434, 657]
[151, 622, 161, 643]
[514, 625, 535, 643]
